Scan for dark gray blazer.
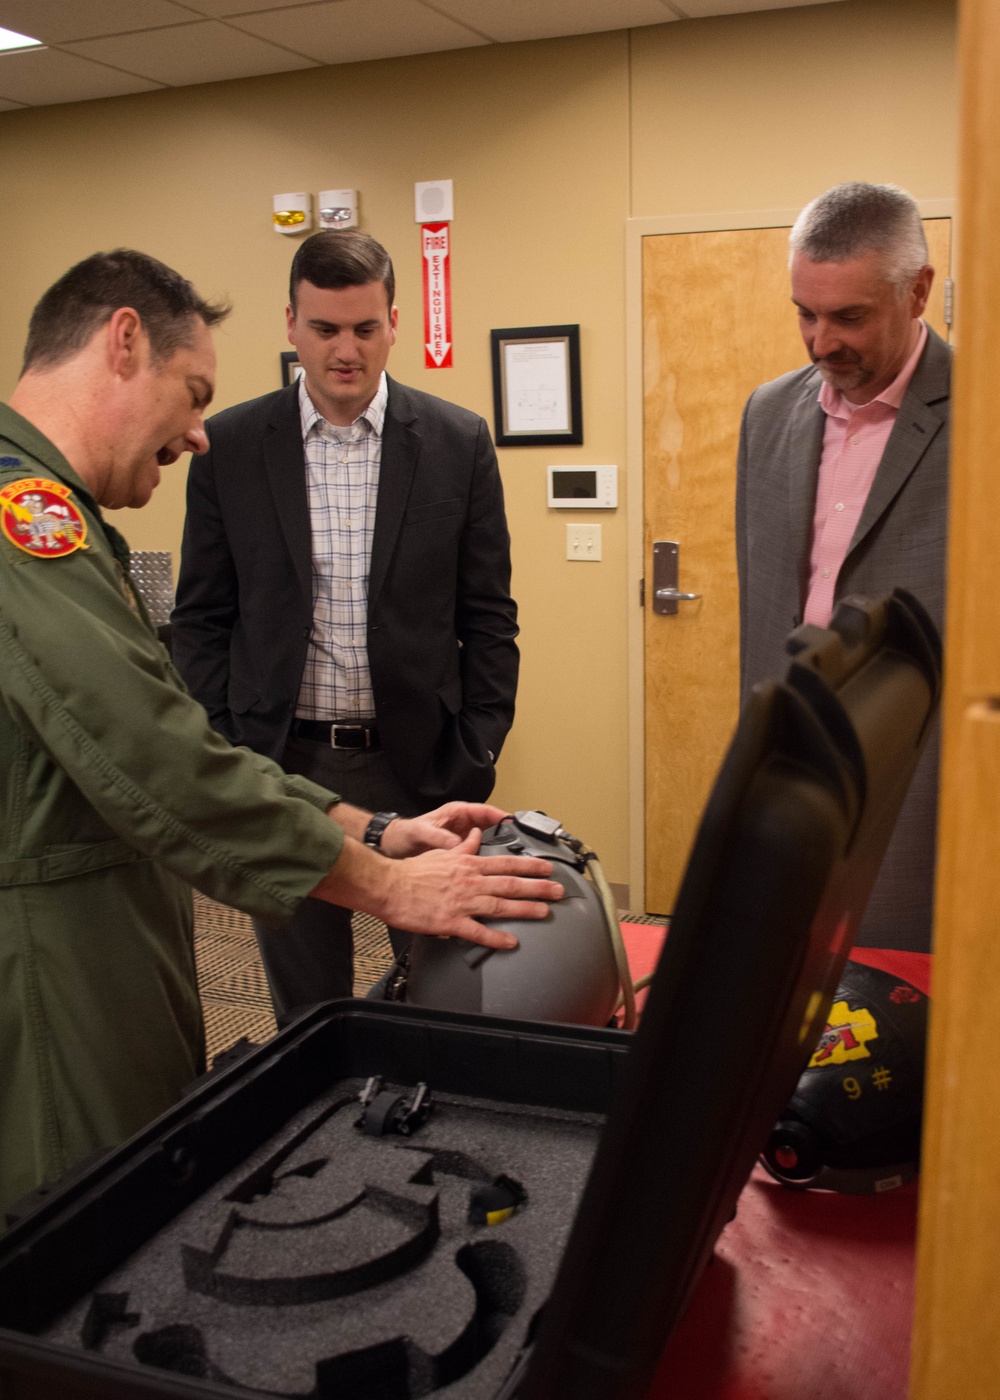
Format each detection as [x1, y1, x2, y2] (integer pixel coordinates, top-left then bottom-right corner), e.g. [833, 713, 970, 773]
[735, 326, 951, 951]
[171, 376, 519, 806]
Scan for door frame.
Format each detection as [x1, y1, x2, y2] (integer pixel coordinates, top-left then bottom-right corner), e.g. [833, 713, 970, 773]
[625, 199, 957, 911]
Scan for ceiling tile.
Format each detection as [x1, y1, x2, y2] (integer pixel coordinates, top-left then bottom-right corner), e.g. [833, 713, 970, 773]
[675, 0, 843, 14]
[62, 19, 319, 85]
[229, 0, 487, 65]
[0, 0, 197, 45]
[0, 47, 163, 104]
[430, 0, 678, 43]
[180, 0, 328, 14]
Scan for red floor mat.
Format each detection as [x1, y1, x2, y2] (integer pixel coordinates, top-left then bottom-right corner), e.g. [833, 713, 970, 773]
[619, 922, 923, 1399]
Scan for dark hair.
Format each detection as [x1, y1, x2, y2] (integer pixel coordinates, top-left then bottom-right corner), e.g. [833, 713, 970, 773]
[289, 230, 395, 312]
[21, 249, 231, 374]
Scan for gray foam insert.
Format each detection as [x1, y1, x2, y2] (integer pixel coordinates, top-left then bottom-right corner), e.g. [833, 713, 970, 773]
[44, 1078, 602, 1399]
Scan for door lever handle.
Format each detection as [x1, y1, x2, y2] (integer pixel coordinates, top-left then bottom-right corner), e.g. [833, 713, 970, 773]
[652, 541, 702, 615]
[654, 588, 701, 604]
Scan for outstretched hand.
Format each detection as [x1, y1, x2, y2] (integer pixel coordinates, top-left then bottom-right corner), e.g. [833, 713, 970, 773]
[380, 802, 510, 858]
[381, 827, 561, 947]
[311, 825, 562, 950]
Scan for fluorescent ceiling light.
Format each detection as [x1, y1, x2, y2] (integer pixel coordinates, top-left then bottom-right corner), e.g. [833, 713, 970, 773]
[0, 26, 42, 53]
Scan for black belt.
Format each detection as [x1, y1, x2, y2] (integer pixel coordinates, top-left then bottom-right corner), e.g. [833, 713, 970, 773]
[290, 718, 381, 750]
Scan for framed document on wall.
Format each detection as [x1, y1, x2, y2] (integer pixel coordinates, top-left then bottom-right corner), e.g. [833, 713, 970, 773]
[490, 324, 583, 447]
[281, 350, 304, 387]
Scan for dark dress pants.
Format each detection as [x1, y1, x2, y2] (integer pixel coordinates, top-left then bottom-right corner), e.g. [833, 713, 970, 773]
[252, 735, 420, 1025]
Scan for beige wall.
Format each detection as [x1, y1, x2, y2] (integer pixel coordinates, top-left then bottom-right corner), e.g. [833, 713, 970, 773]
[631, 0, 957, 218]
[0, 0, 956, 892]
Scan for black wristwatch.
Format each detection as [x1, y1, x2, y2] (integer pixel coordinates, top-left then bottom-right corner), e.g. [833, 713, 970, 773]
[363, 811, 400, 851]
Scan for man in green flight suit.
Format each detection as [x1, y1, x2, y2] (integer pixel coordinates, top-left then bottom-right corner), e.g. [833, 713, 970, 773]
[0, 250, 561, 1224]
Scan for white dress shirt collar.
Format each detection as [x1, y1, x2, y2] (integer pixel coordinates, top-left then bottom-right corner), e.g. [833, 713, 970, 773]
[297, 371, 388, 442]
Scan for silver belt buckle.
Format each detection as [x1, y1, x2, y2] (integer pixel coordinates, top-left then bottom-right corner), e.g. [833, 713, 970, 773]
[331, 724, 372, 749]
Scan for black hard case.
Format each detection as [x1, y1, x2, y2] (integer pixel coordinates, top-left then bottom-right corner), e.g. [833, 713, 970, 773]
[0, 1004, 629, 1400]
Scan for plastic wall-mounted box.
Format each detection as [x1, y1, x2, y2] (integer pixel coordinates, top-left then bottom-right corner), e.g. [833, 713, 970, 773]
[272, 192, 311, 235]
[317, 188, 358, 230]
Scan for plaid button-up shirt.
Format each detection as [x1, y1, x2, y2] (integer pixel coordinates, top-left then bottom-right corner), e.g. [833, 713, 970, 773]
[294, 372, 388, 721]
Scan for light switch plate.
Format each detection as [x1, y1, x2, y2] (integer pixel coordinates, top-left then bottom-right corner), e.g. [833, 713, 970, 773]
[566, 524, 602, 561]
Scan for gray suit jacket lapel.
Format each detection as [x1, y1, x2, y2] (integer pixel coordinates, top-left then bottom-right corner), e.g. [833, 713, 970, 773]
[369, 377, 419, 611]
[264, 383, 312, 602]
[849, 326, 951, 555]
[786, 370, 826, 597]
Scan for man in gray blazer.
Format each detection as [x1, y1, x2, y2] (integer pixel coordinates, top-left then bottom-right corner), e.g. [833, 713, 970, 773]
[736, 183, 950, 952]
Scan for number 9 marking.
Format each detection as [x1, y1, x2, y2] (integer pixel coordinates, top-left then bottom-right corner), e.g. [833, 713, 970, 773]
[843, 1076, 862, 1100]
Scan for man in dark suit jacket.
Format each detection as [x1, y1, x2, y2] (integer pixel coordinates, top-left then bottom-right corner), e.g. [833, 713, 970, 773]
[172, 231, 519, 1016]
[736, 183, 950, 953]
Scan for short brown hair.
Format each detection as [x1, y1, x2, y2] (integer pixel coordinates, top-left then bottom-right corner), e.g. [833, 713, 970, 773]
[22, 249, 230, 374]
[289, 230, 394, 312]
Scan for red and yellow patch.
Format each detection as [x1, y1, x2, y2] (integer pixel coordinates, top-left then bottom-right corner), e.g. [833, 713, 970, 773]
[809, 999, 878, 1068]
[0, 478, 88, 558]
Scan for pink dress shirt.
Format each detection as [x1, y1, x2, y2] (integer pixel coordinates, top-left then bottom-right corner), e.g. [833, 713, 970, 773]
[803, 321, 928, 626]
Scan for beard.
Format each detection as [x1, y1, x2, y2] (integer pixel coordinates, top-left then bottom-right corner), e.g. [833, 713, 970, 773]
[814, 356, 874, 395]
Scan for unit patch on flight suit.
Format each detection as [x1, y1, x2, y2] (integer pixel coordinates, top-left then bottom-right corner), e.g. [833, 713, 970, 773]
[0, 478, 88, 558]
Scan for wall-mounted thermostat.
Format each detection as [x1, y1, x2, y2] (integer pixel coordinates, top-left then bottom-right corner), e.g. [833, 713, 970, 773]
[547, 465, 617, 509]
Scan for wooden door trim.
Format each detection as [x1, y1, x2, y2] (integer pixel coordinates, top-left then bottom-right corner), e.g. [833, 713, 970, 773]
[625, 200, 956, 911]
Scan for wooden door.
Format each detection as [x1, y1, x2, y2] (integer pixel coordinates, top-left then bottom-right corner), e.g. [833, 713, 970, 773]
[642, 219, 952, 915]
[910, 6, 1000, 1389]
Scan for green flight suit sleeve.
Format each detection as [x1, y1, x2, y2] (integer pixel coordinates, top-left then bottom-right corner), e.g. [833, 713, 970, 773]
[0, 507, 345, 922]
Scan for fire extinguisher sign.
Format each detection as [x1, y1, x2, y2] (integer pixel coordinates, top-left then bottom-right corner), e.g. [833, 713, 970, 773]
[422, 223, 453, 369]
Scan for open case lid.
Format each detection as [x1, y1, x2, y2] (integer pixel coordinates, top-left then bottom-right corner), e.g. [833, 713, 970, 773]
[515, 588, 941, 1400]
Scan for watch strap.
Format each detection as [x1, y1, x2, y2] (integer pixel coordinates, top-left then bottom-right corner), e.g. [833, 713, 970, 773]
[363, 811, 400, 850]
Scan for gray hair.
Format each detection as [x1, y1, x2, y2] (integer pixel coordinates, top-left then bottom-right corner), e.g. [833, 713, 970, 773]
[789, 183, 929, 294]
